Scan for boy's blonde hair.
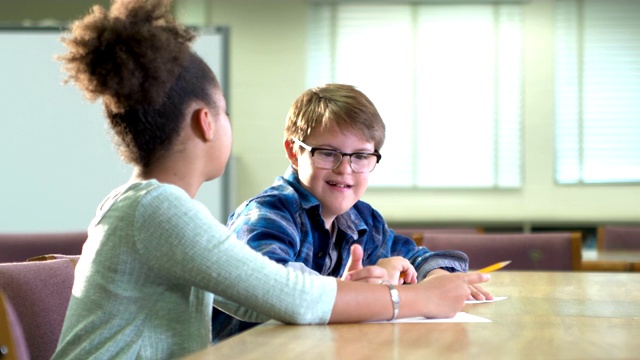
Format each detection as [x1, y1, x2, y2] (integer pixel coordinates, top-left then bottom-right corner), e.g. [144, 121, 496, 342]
[284, 84, 386, 152]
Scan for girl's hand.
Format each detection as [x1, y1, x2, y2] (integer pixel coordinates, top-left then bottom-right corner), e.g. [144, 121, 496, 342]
[468, 283, 494, 301]
[427, 268, 494, 300]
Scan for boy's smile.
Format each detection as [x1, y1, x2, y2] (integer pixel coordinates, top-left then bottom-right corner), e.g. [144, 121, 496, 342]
[326, 180, 352, 189]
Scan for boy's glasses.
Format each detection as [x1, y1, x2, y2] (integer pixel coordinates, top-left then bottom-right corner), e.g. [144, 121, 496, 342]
[292, 138, 381, 173]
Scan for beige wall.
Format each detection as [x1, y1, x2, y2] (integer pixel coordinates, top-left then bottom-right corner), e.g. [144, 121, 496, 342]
[3, 0, 638, 228]
[198, 0, 309, 215]
[190, 0, 639, 227]
[0, 1, 110, 25]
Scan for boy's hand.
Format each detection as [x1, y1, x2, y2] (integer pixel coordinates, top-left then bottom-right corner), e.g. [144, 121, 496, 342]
[340, 244, 389, 284]
[375, 257, 418, 285]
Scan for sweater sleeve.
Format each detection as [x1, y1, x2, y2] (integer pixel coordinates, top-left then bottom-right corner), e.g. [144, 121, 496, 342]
[133, 184, 336, 325]
[389, 231, 470, 279]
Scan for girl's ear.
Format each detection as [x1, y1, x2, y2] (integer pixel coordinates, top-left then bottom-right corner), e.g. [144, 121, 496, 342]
[194, 108, 214, 142]
[284, 139, 298, 168]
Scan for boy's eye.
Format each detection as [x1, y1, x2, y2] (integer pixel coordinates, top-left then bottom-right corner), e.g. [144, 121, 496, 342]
[316, 150, 338, 159]
[352, 153, 369, 161]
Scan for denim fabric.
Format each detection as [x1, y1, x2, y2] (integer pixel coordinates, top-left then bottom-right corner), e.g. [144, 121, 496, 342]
[211, 166, 468, 342]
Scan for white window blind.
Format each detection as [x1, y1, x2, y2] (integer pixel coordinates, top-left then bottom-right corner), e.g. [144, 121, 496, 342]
[308, 4, 523, 188]
[555, 0, 640, 184]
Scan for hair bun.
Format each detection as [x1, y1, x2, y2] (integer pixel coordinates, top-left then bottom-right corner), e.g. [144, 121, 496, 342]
[60, 0, 195, 112]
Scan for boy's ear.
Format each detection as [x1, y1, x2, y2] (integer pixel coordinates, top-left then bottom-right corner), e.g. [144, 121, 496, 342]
[284, 139, 298, 168]
[193, 107, 214, 142]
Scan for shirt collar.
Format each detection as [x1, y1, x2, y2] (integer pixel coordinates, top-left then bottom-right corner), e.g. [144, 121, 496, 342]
[283, 165, 366, 240]
[283, 166, 320, 209]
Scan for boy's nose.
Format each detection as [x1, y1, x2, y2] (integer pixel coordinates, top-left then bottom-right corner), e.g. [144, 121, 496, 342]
[333, 155, 353, 174]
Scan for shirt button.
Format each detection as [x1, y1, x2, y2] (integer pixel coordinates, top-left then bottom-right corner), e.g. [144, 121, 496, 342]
[317, 252, 324, 258]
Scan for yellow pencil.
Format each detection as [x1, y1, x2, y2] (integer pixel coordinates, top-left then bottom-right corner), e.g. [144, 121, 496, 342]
[476, 260, 512, 273]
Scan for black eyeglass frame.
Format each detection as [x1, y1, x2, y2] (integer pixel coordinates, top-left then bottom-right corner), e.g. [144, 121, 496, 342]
[291, 138, 382, 173]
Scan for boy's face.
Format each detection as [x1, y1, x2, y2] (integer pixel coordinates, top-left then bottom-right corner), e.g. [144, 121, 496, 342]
[289, 125, 374, 228]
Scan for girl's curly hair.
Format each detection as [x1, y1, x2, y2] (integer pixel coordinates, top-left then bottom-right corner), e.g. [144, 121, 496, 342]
[59, 0, 220, 168]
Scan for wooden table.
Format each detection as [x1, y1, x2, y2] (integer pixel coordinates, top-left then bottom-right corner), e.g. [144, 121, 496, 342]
[183, 272, 640, 360]
[581, 249, 640, 271]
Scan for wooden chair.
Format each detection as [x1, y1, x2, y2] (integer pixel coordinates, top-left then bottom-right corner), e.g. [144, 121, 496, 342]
[0, 259, 76, 359]
[596, 225, 640, 251]
[580, 260, 631, 272]
[27, 254, 81, 268]
[420, 232, 582, 271]
[0, 232, 86, 263]
[0, 289, 30, 360]
[393, 227, 482, 245]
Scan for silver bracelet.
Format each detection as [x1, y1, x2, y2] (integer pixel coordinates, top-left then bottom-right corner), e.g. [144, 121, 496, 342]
[380, 280, 400, 321]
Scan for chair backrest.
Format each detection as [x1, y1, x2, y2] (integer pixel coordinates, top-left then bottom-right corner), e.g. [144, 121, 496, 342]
[0, 290, 30, 360]
[27, 255, 81, 268]
[596, 225, 640, 251]
[421, 232, 582, 271]
[0, 232, 86, 263]
[0, 260, 75, 360]
[393, 227, 482, 245]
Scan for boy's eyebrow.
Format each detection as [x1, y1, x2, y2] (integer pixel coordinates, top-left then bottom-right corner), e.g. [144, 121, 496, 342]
[313, 143, 376, 153]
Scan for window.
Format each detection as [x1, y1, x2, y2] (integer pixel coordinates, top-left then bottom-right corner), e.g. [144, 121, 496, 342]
[555, 0, 640, 184]
[308, 3, 523, 188]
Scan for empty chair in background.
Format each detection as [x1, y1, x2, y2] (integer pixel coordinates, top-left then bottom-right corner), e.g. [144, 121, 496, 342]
[0, 232, 86, 263]
[393, 227, 482, 245]
[420, 232, 582, 271]
[0, 259, 76, 360]
[597, 225, 640, 251]
[27, 254, 81, 268]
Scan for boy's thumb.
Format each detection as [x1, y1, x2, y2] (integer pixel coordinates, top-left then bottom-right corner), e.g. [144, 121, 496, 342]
[344, 244, 364, 273]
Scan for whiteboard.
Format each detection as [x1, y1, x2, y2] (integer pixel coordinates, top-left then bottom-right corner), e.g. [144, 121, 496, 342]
[0, 27, 230, 232]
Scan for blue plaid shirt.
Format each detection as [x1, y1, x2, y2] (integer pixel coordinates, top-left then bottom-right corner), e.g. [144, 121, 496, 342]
[211, 166, 469, 341]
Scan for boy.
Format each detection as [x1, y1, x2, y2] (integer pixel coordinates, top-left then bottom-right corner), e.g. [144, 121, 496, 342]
[212, 84, 491, 341]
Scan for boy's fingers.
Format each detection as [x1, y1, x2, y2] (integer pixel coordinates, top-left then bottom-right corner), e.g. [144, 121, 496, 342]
[400, 270, 418, 284]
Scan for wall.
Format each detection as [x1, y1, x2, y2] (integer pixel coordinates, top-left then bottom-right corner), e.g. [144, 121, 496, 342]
[0, 2, 228, 231]
[198, 0, 310, 214]
[0, 1, 110, 26]
[192, 0, 639, 228]
[2, 0, 639, 230]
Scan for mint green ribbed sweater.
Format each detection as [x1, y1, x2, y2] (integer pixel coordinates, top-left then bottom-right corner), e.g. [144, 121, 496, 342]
[53, 180, 336, 360]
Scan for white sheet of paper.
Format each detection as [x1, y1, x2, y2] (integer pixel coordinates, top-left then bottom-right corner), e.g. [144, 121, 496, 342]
[465, 296, 508, 304]
[368, 297, 507, 323]
[370, 312, 491, 323]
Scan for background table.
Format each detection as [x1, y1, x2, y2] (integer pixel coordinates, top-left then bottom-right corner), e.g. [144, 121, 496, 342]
[582, 249, 640, 271]
[184, 272, 640, 360]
